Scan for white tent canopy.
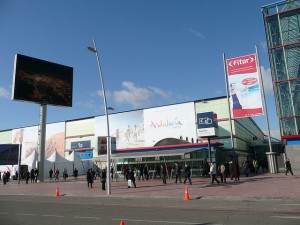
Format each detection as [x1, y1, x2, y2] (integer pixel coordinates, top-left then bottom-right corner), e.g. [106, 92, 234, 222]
[66, 151, 93, 175]
[47, 150, 73, 177]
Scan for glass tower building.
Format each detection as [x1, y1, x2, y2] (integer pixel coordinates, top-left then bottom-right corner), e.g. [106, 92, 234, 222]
[262, 0, 300, 138]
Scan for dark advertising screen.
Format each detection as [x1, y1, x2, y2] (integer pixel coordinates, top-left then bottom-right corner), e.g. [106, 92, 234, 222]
[0, 144, 19, 165]
[12, 54, 73, 107]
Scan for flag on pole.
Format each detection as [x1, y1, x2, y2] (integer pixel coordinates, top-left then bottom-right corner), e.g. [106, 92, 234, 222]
[226, 54, 264, 118]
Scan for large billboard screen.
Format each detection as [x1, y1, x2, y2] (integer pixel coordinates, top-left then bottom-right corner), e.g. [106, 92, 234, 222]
[0, 144, 19, 165]
[226, 54, 263, 118]
[12, 54, 73, 107]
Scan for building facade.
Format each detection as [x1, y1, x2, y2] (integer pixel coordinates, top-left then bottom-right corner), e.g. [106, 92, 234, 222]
[0, 96, 275, 174]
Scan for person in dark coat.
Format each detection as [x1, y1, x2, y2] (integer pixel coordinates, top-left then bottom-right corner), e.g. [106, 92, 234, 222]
[231, 161, 240, 181]
[30, 169, 35, 183]
[101, 169, 107, 190]
[175, 163, 182, 183]
[143, 166, 149, 180]
[49, 169, 53, 180]
[3, 172, 6, 184]
[128, 168, 136, 188]
[161, 165, 167, 184]
[285, 159, 294, 176]
[183, 164, 192, 185]
[86, 169, 93, 188]
[26, 170, 30, 184]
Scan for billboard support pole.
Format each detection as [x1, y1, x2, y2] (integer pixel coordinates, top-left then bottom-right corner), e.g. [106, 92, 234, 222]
[17, 143, 22, 184]
[223, 53, 235, 156]
[37, 103, 47, 182]
[255, 45, 277, 174]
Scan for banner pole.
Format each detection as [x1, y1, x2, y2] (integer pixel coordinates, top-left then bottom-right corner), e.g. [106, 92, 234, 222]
[223, 53, 235, 155]
[255, 45, 277, 173]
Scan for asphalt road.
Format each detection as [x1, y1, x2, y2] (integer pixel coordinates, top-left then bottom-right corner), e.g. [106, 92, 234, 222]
[1, 195, 300, 225]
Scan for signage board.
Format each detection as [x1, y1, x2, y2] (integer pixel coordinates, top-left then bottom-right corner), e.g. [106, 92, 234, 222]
[197, 112, 218, 138]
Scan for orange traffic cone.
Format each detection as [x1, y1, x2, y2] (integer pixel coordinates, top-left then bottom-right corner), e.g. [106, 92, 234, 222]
[55, 186, 60, 197]
[120, 220, 125, 225]
[184, 186, 190, 200]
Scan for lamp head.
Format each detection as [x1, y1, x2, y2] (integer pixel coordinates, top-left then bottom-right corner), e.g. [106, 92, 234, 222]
[87, 47, 97, 53]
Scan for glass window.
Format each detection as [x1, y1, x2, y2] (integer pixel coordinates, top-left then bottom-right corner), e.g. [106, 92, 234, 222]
[285, 46, 300, 79]
[272, 49, 287, 81]
[280, 12, 300, 45]
[291, 80, 300, 115]
[266, 15, 281, 47]
[277, 82, 293, 116]
[281, 117, 297, 135]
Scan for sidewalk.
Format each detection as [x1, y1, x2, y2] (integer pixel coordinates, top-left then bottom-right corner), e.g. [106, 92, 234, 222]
[0, 173, 299, 200]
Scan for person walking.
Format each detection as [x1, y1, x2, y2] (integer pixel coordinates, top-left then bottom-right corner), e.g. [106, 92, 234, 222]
[220, 162, 227, 183]
[242, 159, 250, 177]
[285, 159, 294, 176]
[143, 166, 149, 180]
[63, 168, 68, 181]
[73, 168, 78, 180]
[2, 172, 6, 185]
[34, 168, 38, 183]
[128, 168, 136, 188]
[183, 164, 192, 185]
[161, 165, 167, 184]
[101, 169, 106, 190]
[87, 169, 93, 188]
[49, 169, 53, 180]
[253, 159, 259, 175]
[54, 169, 60, 180]
[175, 163, 182, 183]
[25, 170, 30, 184]
[30, 169, 35, 183]
[210, 162, 220, 184]
[231, 161, 240, 181]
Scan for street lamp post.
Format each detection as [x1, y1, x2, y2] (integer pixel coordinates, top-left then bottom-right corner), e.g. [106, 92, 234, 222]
[88, 37, 111, 195]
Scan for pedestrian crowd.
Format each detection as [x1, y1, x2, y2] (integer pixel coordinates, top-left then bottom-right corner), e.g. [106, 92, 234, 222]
[0, 158, 295, 192]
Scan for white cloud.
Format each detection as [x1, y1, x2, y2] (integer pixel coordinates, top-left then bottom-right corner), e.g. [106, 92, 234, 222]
[112, 81, 173, 108]
[0, 87, 10, 99]
[260, 66, 273, 94]
[186, 28, 205, 39]
[260, 41, 268, 52]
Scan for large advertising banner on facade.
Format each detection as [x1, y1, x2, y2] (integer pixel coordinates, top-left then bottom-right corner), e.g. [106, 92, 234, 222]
[226, 54, 264, 118]
[144, 102, 197, 146]
[12, 126, 38, 161]
[45, 122, 65, 158]
[95, 110, 144, 150]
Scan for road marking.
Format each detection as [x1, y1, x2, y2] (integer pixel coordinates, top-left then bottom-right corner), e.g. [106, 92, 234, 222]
[282, 204, 300, 206]
[114, 218, 221, 224]
[42, 215, 64, 218]
[0, 212, 9, 215]
[16, 213, 36, 216]
[75, 216, 102, 220]
[272, 216, 300, 220]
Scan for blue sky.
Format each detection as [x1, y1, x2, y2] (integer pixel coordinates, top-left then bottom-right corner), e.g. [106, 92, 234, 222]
[0, 0, 279, 133]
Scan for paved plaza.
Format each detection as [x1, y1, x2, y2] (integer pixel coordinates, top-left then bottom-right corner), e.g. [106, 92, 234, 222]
[0, 172, 299, 200]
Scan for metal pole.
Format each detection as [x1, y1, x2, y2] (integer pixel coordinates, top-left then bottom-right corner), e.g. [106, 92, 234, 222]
[17, 143, 22, 184]
[255, 45, 277, 173]
[223, 53, 235, 154]
[92, 37, 111, 195]
[37, 103, 47, 182]
[208, 137, 211, 163]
